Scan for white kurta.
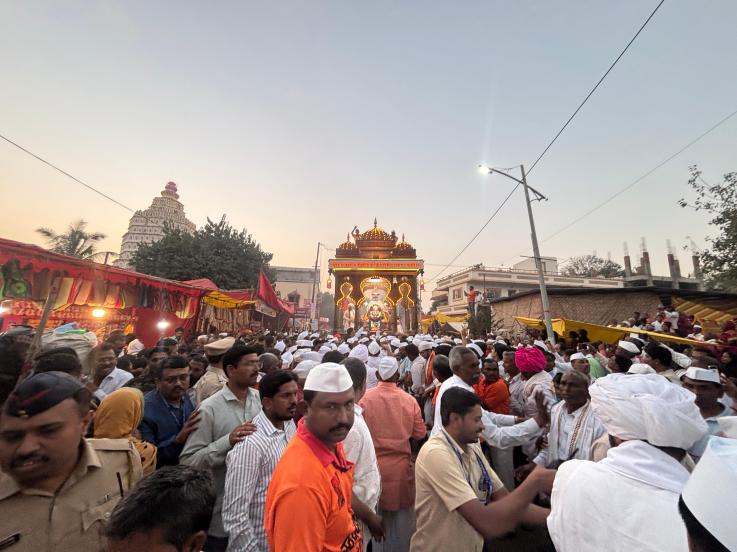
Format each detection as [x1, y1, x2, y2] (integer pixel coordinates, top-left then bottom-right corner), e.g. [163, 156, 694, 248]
[410, 356, 426, 393]
[533, 400, 606, 467]
[548, 440, 690, 552]
[431, 375, 541, 449]
[366, 356, 381, 390]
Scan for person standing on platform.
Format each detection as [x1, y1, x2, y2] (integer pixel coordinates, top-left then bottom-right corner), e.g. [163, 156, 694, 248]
[180, 346, 260, 552]
[464, 285, 479, 315]
[361, 356, 427, 551]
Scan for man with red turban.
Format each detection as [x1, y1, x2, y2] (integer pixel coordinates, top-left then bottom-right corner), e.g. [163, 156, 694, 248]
[515, 347, 556, 459]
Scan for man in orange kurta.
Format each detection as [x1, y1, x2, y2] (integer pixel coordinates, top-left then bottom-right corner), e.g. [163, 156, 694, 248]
[360, 360, 427, 551]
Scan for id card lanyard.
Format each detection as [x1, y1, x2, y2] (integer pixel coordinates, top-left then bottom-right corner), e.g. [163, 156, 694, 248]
[443, 433, 493, 504]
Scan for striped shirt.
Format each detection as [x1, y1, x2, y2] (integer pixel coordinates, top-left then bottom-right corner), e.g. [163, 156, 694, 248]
[222, 410, 296, 552]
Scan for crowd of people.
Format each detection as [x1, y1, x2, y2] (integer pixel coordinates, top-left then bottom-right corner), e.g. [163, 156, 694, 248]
[1, 311, 736, 551]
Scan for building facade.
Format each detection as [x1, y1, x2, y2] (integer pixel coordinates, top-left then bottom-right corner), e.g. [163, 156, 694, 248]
[431, 258, 624, 317]
[273, 266, 319, 309]
[114, 182, 196, 270]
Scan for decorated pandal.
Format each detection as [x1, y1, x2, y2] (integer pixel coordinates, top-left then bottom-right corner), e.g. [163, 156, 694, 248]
[328, 219, 424, 334]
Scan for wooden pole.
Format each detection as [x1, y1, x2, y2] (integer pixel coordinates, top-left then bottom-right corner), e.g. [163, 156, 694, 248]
[25, 276, 62, 363]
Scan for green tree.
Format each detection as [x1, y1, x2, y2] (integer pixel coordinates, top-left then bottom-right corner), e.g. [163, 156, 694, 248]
[562, 255, 624, 278]
[131, 216, 273, 289]
[36, 219, 107, 260]
[679, 165, 737, 290]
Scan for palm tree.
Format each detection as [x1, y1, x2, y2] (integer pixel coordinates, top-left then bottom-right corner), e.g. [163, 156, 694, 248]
[36, 219, 107, 260]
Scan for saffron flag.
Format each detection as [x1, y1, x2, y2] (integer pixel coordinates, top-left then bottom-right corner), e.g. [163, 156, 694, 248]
[257, 271, 280, 310]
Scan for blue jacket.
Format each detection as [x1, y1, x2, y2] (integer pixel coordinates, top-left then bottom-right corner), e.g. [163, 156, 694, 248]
[139, 389, 195, 467]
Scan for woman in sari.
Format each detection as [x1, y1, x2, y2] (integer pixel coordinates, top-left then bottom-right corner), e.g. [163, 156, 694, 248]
[94, 387, 157, 475]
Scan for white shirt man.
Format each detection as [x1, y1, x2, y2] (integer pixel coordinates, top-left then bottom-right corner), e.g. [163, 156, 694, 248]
[533, 401, 605, 467]
[366, 341, 382, 390]
[343, 402, 381, 552]
[411, 344, 431, 394]
[431, 347, 546, 450]
[548, 373, 708, 552]
[94, 367, 133, 401]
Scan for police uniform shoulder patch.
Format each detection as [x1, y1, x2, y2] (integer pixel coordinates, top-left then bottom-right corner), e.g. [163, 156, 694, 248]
[87, 438, 136, 452]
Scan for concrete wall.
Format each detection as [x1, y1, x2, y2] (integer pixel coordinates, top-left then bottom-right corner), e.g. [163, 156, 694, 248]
[492, 290, 665, 331]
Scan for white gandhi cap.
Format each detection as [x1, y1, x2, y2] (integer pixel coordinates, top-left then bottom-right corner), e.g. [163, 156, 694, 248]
[618, 340, 640, 354]
[304, 362, 353, 393]
[378, 356, 399, 380]
[681, 436, 737, 551]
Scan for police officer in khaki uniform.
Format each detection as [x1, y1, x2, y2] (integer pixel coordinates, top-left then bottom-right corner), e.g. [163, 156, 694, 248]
[194, 337, 235, 404]
[0, 371, 142, 551]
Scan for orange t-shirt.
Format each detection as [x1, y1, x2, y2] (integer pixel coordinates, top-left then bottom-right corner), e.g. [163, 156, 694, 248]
[473, 377, 511, 414]
[265, 419, 362, 552]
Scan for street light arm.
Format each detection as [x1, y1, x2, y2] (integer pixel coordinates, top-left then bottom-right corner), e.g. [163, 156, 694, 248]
[478, 165, 549, 201]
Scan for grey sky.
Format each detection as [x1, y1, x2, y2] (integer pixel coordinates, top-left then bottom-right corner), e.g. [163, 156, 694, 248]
[1, 1, 735, 304]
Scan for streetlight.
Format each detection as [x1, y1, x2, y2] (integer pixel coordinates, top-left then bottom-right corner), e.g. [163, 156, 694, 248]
[478, 164, 556, 346]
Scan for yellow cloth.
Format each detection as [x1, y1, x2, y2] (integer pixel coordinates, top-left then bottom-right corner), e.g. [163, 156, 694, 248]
[513, 316, 707, 347]
[421, 312, 468, 330]
[94, 387, 157, 475]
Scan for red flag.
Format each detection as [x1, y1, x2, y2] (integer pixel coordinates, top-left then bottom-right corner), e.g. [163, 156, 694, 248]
[257, 270, 281, 310]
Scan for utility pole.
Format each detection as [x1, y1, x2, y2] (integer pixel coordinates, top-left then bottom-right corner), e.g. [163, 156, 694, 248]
[520, 165, 556, 346]
[310, 242, 320, 330]
[478, 163, 556, 346]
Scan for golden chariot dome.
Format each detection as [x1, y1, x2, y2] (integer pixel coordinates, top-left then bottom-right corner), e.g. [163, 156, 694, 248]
[351, 219, 398, 259]
[392, 234, 417, 258]
[335, 234, 359, 258]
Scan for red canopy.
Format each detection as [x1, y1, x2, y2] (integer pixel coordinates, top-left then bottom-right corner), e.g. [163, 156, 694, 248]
[0, 237, 204, 295]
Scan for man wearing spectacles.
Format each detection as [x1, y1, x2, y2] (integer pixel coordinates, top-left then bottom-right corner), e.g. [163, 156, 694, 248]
[139, 355, 199, 468]
[180, 346, 261, 552]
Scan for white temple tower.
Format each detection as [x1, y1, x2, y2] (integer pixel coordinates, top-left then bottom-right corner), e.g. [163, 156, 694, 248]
[114, 182, 196, 269]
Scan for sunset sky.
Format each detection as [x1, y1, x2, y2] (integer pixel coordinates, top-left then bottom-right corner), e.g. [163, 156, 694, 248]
[2, 1, 735, 306]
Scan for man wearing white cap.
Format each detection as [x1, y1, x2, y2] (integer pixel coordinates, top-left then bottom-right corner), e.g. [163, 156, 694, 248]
[679, 436, 737, 551]
[681, 367, 731, 461]
[432, 347, 550, 450]
[411, 342, 432, 395]
[196, 336, 236, 404]
[265, 363, 376, 552]
[366, 341, 382, 390]
[616, 339, 641, 359]
[687, 324, 705, 342]
[568, 352, 590, 376]
[361, 356, 426, 552]
[548, 373, 708, 551]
